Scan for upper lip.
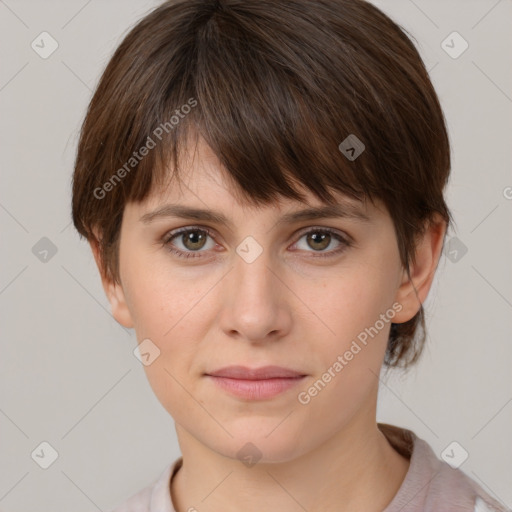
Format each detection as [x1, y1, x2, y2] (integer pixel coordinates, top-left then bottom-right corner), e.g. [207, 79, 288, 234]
[206, 365, 306, 380]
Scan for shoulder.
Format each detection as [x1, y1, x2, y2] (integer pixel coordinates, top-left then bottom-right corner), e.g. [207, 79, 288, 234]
[110, 483, 153, 512]
[474, 496, 512, 512]
[379, 423, 511, 512]
[109, 459, 182, 512]
[424, 444, 510, 512]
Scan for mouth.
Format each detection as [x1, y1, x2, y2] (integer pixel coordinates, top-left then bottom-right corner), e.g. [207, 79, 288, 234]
[205, 365, 307, 400]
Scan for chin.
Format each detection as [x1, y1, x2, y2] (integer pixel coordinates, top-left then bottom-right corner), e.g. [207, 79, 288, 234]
[206, 422, 309, 465]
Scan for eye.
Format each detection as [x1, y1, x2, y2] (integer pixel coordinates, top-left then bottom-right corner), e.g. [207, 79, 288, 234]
[161, 226, 351, 260]
[291, 228, 351, 258]
[162, 226, 217, 259]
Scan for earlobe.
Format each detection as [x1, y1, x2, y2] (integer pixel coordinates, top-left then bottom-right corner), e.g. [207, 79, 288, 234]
[88, 236, 135, 329]
[393, 216, 447, 323]
[104, 282, 135, 329]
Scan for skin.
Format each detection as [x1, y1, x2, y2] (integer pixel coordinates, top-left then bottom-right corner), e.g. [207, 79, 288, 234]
[90, 136, 447, 512]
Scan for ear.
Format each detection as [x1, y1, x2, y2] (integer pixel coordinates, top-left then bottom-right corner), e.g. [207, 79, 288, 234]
[393, 215, 447, 323]
[89, 234, 135, 329]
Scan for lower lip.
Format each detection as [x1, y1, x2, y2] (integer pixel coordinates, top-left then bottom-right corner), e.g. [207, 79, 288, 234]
[206, 375, 306, 400]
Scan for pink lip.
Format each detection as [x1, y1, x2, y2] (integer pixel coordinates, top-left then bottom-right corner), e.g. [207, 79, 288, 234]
[205, 366, 307, 400]
[207, 365, 305, 379]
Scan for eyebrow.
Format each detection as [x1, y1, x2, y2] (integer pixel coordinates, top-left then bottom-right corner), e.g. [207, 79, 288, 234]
[139, 202, 371, 227]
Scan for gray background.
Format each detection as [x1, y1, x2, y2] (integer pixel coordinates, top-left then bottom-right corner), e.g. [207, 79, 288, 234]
[0, 0, 511, 510]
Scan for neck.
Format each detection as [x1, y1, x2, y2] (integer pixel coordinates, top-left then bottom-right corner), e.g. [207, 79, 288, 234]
[170, 410, 410, 512]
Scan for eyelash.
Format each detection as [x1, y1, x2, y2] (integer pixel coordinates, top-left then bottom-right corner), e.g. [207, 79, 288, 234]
[161, 226, 352, 260]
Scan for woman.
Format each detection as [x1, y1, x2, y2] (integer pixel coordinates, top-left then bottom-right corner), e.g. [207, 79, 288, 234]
[71, 1, 510, 510]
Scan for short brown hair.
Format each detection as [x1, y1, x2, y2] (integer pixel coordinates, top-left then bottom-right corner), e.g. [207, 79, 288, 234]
[71, 0, 452, 368]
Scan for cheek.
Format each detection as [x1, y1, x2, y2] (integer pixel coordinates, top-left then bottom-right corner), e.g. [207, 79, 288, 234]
[298, 257, 399, 394]
[129, 279, 206, 369]
[293, 270, 396, 436]
[122, 250, 202, 336]
[120, 255, 214, 408]
[309, 258, 399, 347]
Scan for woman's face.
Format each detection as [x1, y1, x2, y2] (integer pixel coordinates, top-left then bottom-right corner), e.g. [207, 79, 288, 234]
[97, 137, 432, 463]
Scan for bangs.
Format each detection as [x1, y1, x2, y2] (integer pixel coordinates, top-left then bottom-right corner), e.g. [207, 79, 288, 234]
[142, 94, 371, 210]
[117, 1, 404, 210]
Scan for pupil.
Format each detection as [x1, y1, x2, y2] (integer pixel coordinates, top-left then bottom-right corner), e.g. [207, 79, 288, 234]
[185, 231, 205, 249]
[309, 232, 329, 250]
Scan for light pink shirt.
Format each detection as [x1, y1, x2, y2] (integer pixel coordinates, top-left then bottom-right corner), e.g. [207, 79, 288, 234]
[111, 423, 510, 512]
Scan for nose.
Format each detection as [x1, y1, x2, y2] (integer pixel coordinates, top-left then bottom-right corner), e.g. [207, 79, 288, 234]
[217, 246, 293, 344]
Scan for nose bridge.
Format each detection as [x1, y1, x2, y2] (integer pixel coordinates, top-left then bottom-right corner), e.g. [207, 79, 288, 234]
[232, 237, 277, 304]
[219, 236, 290, 340]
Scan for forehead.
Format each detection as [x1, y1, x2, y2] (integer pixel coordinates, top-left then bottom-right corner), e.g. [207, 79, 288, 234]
[144, 135, 375, 212]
